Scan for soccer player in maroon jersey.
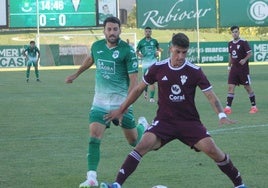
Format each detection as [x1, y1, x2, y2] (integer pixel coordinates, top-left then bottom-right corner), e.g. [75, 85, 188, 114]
[224, 25, 258, 114]
[101, 33, 247, 188]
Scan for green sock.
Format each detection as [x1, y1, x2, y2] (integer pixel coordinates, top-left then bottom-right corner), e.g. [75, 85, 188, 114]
[130, 124, 145, 147]
[150, 90, 155, 98]
[26, 69, 30, 79]
[88, 137, 101, 171]
[35, 69, 39, 79]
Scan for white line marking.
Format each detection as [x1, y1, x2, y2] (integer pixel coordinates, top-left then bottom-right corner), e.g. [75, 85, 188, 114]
[209, 124, 268, 135]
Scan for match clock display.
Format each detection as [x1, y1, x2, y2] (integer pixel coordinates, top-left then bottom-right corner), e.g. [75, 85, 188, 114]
[9, 0, 96, 27]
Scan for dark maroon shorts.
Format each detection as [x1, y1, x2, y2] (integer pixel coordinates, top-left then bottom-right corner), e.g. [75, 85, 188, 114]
[228, 69, 251, 85]
[146, 119, 210, 151]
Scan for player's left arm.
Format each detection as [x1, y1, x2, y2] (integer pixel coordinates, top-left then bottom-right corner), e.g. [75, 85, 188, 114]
[239, 51, 252, 65]
[128, 73, 138, 94]
[127, 46, 139, 93]
[203, 89, 235, 125]
[239, 41, 252, 65]
[36, 47, 41, 62]
[22, 47, 28, 60]
[155, 40, 162, 57]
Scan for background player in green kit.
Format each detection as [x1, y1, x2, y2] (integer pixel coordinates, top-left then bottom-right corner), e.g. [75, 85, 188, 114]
[65, 17, 148, 188]
[22, 41, 40, 82]
[136, 27, 161, 102]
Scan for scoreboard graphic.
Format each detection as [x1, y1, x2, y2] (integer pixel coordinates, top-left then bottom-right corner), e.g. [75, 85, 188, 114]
[9, 0, 97, 27]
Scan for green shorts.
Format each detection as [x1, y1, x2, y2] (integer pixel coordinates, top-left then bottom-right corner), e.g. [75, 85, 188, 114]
[89, 106, 136, 129]
[27, 56, 38, 67]
[27, 60, 37, 67]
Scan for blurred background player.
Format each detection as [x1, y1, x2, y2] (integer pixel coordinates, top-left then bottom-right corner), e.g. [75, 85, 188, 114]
[136, 26, 161, 103]
[23, 41, 40, 82]
[99, 4, 113, 24]
[101, 33, 247, 188]
[224, 25, 258, 114]
[65, 17, 148, 188]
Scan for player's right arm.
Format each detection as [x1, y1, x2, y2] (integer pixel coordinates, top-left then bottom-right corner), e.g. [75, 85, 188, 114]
[65, 56, 93, 83]
[22, 48, 28, 60]
[227, 54, 232, 71]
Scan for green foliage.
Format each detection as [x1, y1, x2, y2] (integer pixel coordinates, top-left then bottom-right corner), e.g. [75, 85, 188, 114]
[126, 4, 137, 28]
[0, 65, 268, 188]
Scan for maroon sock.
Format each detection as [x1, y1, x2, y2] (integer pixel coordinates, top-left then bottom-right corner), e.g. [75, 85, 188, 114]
[217, 154, 243, 187]
[115, 150, 142, 185]
[227, 93, 234, 107]
[249, 93, 256, 106]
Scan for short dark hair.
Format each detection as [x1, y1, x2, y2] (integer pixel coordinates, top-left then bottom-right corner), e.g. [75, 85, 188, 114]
[171, 33, 189, 48]
[103, 16, 121, 28]
[230, 25, 239, 31]
[30, 41, 35, 44]
[145, 26, 151, 30]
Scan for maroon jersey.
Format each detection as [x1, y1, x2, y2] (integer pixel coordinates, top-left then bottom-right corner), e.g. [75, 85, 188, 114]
[143, 59, 212, 122]
[228, 39, 251, 73]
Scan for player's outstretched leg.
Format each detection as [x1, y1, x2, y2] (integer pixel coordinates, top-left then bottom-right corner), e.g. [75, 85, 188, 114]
[217, 154, 247, 188]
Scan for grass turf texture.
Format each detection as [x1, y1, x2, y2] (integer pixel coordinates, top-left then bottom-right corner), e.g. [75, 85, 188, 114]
[0, 65, 268, 188]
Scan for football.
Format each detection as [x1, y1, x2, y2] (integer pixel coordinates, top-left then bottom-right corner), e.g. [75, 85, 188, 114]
[152, 185, 168, 188]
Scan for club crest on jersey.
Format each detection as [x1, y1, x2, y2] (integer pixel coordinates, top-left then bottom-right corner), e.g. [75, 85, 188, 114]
[169, 84, 185, 102]
[112, 50, 119, 59]
[180, 75, 187, 85]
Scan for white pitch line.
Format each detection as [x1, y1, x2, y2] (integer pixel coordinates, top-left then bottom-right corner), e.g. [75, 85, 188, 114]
[209, 124, 268, 135]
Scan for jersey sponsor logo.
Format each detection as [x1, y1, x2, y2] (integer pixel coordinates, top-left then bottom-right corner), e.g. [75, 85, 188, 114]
[231, 50, 238, 58]
[145, 46, 154, 54]
[180, 75, 187, 85]
[112, 50, 119, 59]
[169, 84, 185, 102]
[171, 84, 181, 95]
[97, 59, 115, 76]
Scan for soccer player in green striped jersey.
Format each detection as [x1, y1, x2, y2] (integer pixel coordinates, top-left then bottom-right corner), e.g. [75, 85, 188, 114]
[23, 41, 40, 82]
[136, 27, 161, 102]
[65, 17, 148, 188]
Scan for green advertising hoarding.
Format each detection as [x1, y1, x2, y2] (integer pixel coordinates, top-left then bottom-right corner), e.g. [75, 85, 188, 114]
[219, 0, 268, 27]
[1, 42, 267, 67]
[9, 0, 96, 28]
[160, 41, 268, 63]
[136, 0, 216, 29]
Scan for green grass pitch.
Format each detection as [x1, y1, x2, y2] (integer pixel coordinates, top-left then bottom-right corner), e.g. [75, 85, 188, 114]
[0, 65, 267, 188]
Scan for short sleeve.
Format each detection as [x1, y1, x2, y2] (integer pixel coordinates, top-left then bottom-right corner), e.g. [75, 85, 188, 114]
[126, 46, 139, 74]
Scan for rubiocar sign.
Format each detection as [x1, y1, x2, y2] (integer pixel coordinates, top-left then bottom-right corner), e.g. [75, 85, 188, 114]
[136, 0, 216, 29]
[136, 0, 268, 29]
